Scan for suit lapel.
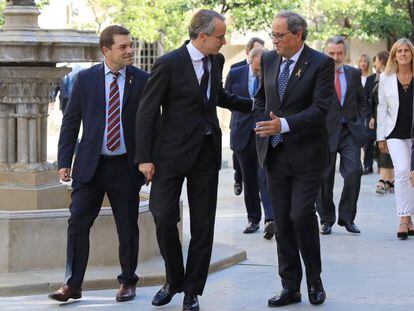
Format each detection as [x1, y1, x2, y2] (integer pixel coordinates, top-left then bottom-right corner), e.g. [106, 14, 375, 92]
[242, 65, 250, 97]
[343, 65, 352, 106]
[178, 43, 205, 105]
[122, 66, 134, 107]
[268, 52, 281, 112]
[283, 45, 312, 102]
[95, 63, 106, 121]
[210, 55, 219, 105]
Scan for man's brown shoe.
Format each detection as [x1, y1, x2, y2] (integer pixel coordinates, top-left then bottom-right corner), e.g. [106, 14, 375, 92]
[48, 285, 82, 302]
[116, 284, 136, 302]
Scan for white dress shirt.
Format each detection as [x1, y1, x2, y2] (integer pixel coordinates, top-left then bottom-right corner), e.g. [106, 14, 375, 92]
[186, 41, 211, 99]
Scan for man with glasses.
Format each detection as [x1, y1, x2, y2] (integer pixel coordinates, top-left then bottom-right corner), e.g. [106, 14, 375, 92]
[135, 9, 252, 311]
[254, 10, 334, 307]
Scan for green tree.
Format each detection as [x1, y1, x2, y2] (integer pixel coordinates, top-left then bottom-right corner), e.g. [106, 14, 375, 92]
[83, 0, 413, 51]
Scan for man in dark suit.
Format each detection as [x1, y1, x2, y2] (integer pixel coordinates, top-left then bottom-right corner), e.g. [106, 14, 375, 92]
[362, 70, 377, 174]
[254, 10, 333, 307]
[225, 46, 274, 238]
[135, 10, 252, 311]
[316, 36, 370, 235]
[49, 25, 148, 303]
[230, 37, 265, 196]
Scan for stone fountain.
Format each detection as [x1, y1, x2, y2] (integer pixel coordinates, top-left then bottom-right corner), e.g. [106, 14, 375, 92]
[0, 0, 101, 210]
[0, 1, 163, 274]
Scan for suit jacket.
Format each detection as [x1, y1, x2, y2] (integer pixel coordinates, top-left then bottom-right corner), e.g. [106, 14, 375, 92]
[325, 65, 370, 151]
[377, 72, 406, 141]
[254, 44, 334, 171]
[230, 59, 247, 69]
[135, 42, 252, 173]
[58, 63, 149, 186]
[225, 64, 255, 151]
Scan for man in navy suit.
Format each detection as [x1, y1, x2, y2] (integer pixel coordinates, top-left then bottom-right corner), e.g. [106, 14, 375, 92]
[230, 37, 265, 196]
[49, 25, 149, 303]
[225, 47, 274, 238]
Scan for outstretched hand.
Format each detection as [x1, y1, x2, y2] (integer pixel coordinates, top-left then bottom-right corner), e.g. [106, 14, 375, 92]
[254, 111, 281, 137]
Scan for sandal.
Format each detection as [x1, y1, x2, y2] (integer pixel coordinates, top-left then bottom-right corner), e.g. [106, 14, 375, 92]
[375, 179, 386, 194]
[397, 222, 409, 240]
[385, 180, 395, 193]
[408, 221, 414, 236]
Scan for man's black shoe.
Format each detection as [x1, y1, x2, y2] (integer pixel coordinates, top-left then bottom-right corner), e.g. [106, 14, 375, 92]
[362, 167, 373, 175]
[307, 279, 326, 305]
[268, 288, 301, 307]
[234, 181, 242, 195]
[152, 284, 180, 306]
[263, 220, 275, 239]
[320, 223, 332, 235]
[183, 293, 199, 311]
[338, 220, 361, 234]
[243, 222, 259, 234]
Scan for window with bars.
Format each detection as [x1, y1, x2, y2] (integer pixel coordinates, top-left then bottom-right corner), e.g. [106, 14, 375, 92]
[133, 39, 164, 72]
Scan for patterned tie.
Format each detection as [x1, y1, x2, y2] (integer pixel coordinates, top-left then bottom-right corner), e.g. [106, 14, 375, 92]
[106, 71, 121, 151]
[271, 59, 293, 148]
[252, 75, 259, 97]
[200, 56, 210, 105]
[335, 69, 342, 104]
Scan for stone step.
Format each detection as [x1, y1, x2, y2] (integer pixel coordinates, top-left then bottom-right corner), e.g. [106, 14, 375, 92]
[0, 239, 246, 297]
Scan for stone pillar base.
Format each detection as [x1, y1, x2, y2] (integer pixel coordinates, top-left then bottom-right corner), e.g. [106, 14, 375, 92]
[0, 201, 169, 273]
[0, 183, 68, 211]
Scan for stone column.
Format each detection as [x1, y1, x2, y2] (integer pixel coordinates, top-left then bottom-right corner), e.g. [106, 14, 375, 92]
[0, 104, 8, 163]
[16, 114, 29, 164]
[7, 114, 16, 163]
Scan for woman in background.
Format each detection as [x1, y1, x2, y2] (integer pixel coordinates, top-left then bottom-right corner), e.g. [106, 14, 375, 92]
[377, 38, 414, 239]
[358, 54, 371, 87]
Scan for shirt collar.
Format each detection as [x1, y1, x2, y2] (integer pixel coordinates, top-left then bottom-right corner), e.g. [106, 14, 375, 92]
[248, 65, 256, 78]
[336, 65, 344, 74]
[104, 61, 126, 78]
[282, 44, 305, 64]
[186, 40, 206, 61]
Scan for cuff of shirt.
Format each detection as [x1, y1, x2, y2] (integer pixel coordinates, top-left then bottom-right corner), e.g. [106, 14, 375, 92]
[280, 118, 290, 133]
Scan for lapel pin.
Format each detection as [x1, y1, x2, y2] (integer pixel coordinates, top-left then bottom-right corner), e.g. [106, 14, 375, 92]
[295, 69, 302, 77]
[129, 76, 133, 84]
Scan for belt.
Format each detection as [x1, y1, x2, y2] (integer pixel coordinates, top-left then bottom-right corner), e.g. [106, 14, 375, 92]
[100, 153, 127, 160]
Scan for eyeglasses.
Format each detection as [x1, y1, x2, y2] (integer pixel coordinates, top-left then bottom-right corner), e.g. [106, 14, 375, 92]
[209, 34, 226, 41]
[269, 31, 291, 41]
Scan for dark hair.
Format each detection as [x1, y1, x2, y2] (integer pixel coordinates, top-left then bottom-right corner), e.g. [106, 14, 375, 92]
[275, 10, 308, 41]
[99, 25, 130, 50]
[246, 37, 265, 52]
[376, 51, 389, 66]
[188, 9, 225, 39]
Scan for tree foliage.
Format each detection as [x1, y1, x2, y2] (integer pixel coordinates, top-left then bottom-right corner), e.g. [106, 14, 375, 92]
[1, 0, 412, 50]
[81, 0, 412, 51]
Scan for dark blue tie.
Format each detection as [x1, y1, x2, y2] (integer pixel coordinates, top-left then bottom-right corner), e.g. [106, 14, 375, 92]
[271, 59, 293, 148]
[252, 75, 259, 97]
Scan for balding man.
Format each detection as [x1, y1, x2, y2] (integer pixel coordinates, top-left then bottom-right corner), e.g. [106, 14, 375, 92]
[225, 47, 274, 238]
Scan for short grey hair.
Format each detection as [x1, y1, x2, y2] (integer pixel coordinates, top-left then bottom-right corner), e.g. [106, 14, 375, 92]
[275, 10, 308, 41]
[325, 36, 348, 55]
[188, 9, 225, 39]
[249, 47, 267, 64]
